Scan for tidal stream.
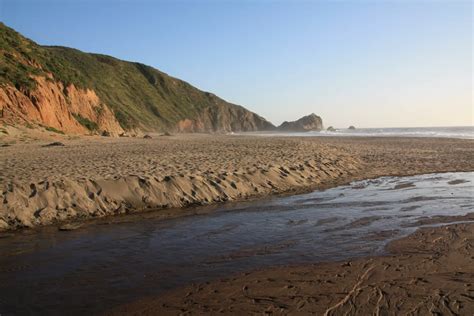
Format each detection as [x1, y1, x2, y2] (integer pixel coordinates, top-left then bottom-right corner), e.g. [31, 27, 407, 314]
[0, 172, 472, 315]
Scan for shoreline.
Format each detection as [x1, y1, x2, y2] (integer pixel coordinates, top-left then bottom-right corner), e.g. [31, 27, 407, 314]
[108, 220, 474, 315]
[2, 169, 472, 236]
[1, 134, 473, 231]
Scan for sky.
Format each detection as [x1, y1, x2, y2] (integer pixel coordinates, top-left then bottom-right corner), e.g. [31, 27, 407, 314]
[1, 0, 472, 128]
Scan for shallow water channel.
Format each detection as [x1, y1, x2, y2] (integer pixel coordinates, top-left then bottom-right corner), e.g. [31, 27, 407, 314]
[0, 172, 472, 315]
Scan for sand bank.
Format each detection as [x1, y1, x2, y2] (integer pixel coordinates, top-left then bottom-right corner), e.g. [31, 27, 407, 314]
[109, 221, 474, 315]
[1, 134, 473, 230]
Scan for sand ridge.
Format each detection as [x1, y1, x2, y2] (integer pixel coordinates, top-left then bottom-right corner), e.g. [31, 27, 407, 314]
[0, 135, 362, 230]
[0, 134, 473, 231]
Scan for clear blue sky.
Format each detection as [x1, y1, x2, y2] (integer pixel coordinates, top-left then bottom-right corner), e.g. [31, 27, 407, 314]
[1, 0, 472, 127]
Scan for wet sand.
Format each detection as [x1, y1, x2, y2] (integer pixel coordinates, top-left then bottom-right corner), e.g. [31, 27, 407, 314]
[1, 134, 473, 230]
[110, 222, 474, 315]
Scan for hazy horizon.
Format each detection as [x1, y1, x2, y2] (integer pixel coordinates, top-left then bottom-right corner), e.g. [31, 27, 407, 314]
[1, 0, 472, 128]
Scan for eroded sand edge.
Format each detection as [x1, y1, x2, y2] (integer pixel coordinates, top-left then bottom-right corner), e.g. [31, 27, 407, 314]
[1, 135, 473, 231]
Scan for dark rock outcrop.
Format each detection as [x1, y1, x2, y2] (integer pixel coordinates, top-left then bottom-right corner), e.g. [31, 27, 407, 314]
[278, 113, 323, 132]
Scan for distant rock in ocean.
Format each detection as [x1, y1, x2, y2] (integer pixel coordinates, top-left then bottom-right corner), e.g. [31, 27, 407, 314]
[327, 126, 336, 132]
[348, 126, 356, 130]
[278, 113, 323, 132]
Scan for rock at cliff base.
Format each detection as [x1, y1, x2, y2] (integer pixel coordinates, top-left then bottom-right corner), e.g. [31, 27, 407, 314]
[42, 142, 65, 147]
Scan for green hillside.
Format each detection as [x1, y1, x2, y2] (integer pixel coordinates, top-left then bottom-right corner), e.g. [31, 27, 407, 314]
[0, 22, 274, 131]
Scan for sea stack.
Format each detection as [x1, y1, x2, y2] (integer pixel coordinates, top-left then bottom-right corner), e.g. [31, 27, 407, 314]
[278, 113, 323, 132]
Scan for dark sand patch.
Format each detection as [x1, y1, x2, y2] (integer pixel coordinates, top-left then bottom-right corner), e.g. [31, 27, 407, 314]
[360, 229, 400, 241]
[403, 212, 474, 227]
[315, 217, 340, 226]
[392, 182, 416, 190]
[347, 216, 383, 228]
[448, 179, 470, 185]
[399, 205, 422, 212]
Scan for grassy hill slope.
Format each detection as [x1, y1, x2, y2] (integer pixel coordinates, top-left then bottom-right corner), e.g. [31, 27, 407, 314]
[0, 23, 274, 133]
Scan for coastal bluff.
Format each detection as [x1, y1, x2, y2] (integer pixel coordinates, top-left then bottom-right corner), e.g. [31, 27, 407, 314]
[0, 23, 274, 136]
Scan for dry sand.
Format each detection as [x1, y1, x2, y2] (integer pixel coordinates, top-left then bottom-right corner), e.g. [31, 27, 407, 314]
[109, 222, 474, 315]
[0, 133, 473, 231]
[1, 130, 473, 315]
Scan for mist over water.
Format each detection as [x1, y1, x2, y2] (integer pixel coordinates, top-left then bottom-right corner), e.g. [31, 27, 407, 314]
[243, 126, 474, 139]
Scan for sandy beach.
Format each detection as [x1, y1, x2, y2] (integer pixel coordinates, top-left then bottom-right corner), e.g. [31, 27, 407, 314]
[0, 134, 473, 315]
[0, 133, 473, 231]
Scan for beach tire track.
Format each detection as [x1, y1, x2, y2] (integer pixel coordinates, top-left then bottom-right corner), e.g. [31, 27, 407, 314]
[323, 265, 375, 316]
[241, 285, 290, 310]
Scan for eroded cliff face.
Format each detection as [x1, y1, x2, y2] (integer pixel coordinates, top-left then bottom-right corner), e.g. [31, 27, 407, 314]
[177, 104, 275, 133]
[0, 76, 124, 135]
[1, 23, 277, 135]
[0, 75, 273, 135]
[0, 74, 274, 135]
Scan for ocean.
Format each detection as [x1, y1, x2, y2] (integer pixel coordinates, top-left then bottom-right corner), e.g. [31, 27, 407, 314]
[241, 126, 474, 139]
